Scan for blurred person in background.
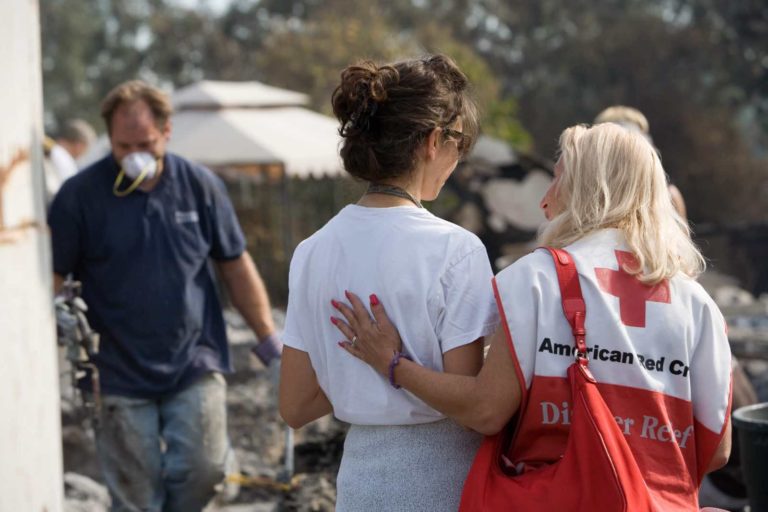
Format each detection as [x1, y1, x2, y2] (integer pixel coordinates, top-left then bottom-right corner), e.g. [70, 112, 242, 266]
[336, 123, 732, 511]
[48, 80, 282, 512]
[279, 55, 499, 511]
[43, 118, 96, 200]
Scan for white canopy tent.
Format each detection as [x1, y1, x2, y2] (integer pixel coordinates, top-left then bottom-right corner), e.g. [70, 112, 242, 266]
[165, 80, 348, 260]
[172, 79, 309, 109]
[169, 80, 344, 179]
[169, 106, 343, 179]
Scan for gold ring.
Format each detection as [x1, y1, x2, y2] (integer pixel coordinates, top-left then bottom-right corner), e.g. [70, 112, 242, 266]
[351, 335, 358, 347]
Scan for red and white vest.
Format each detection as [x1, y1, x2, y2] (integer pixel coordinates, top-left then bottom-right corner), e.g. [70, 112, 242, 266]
[494, 229, 732, 511]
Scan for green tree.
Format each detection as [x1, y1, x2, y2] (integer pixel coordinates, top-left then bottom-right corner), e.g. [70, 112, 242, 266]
[254, 1, 530, 148]
[424, 0, 767, 222]
[40, 0, 258, 133]
[254, 3, 417, 114]
[415, 22, 531, 149]
[41, 0, 530, 149]
[40, 0, 105, 131]
[41, 0, 764, 224]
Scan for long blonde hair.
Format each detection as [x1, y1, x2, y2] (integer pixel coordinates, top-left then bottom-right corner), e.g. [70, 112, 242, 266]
[539, 123, 705, 283]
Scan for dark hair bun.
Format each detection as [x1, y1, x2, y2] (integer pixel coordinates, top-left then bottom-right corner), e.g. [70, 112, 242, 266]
[331, 55, 478, 182]
[332, 62, 399, 137]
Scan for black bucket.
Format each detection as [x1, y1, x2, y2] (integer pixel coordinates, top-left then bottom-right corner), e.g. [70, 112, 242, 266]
[733, 402, 768, 512]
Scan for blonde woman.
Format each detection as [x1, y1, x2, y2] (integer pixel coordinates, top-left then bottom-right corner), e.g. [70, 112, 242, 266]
[334, 123, 733, 510]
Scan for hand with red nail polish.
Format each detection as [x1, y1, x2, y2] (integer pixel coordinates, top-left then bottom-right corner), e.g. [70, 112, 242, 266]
[330, 290, 402, 375]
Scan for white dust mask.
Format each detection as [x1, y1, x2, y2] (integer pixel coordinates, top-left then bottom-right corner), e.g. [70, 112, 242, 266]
[121, 152, 158, 180]
[113, 152, 160, 197]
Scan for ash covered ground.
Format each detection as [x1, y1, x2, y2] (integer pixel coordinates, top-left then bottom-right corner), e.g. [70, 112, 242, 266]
[62, 309, 347, 512]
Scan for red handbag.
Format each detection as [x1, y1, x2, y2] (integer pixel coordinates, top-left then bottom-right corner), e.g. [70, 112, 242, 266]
[459, 247, 655, 512]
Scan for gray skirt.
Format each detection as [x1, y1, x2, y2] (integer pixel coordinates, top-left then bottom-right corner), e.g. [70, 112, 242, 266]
[335, 419, 482, 512]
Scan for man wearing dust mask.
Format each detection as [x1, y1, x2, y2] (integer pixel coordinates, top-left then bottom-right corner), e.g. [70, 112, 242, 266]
[47, 80, 282, 511]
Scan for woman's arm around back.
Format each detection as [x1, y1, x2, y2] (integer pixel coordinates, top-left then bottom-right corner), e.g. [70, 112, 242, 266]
[279, 347, 333, 429]
[333, 293, 521, 435]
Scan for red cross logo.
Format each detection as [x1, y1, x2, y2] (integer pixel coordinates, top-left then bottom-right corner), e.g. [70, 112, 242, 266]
[595, 250, 670, 328]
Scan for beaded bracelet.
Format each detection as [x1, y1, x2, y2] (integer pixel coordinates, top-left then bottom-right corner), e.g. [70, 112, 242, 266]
[388, 351, 411, 389]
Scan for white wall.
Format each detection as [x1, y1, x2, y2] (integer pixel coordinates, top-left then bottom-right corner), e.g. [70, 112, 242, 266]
[0, 0, 64, 511]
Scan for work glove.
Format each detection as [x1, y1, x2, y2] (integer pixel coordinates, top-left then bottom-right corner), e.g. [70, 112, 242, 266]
[250, 332, 283, 399]
[54, 294, 87, 346]
[250, 332, 283, 367]
[53, 296, 77, 345]
[54, 291, 99, 362]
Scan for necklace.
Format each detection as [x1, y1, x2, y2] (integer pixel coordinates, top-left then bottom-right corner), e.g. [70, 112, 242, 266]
[365, 183, 423, 208]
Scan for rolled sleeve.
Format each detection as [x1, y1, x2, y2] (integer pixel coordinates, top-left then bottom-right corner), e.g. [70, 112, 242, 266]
[207, 175, 246, 261]
[436, 245, 498, 353]
[283, 246, 308, 352]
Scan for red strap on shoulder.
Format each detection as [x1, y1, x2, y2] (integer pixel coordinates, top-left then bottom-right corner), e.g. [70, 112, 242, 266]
[542, 247, 588, 365]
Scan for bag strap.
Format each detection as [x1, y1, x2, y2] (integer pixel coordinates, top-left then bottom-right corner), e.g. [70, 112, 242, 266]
[542, 247, 589, 366]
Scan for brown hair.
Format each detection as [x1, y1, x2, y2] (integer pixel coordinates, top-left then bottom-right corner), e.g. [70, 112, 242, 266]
[331, 54, 478, 182]
[59, 119, 96, 144]
[100, 80, 173, 135]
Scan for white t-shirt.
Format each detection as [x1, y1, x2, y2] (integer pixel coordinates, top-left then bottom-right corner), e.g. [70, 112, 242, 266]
[283, 204, 498, 425]
[50, 144, 78, 180]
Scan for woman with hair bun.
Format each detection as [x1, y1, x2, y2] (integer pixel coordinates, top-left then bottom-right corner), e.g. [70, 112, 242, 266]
[335, 123, 733, 510]
[279, 55, 498, 510]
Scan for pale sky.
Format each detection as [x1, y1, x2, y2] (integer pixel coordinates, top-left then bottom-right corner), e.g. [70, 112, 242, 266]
[169, 0, 235, 16]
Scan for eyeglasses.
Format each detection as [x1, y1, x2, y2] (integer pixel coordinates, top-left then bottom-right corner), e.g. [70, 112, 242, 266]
[442, 127, 467, 154]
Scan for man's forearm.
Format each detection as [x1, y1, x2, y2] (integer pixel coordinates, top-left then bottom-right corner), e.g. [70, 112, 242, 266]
[219, 253, 275, 339]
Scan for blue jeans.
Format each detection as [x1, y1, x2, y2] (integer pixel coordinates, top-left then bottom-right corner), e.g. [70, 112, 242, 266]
[94, 372, 230, 512]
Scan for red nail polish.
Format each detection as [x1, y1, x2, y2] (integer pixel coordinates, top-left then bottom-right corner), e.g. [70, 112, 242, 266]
[330, 316, 337, 325]
[370, 294, 379, 306]
[337, 341, 345, 347]
[331, 299, 339, 308]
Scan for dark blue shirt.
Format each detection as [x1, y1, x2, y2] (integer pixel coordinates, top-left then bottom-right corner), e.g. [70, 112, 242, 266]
[48, 153, 245, 397]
